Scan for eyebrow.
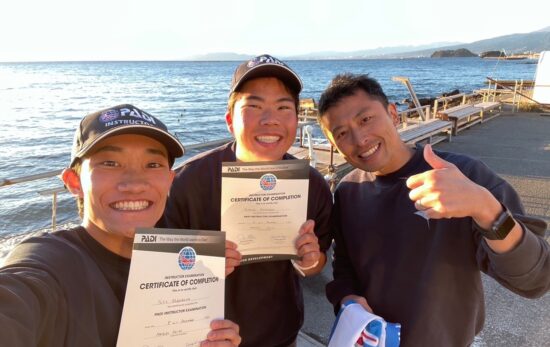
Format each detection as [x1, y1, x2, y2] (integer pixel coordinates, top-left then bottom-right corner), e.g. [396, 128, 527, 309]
[353, 106, 371, 118]
[244, 95, 295, 103]
[94, 145, 168, 158]
[330, 106, 371, 134]
[147, 148, 169, 157]
[331, 124, 345, 135]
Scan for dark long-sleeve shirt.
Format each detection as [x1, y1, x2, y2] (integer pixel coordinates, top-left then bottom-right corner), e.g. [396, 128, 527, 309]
[326, 147, 549, 347]
[0, 227, 130, 346]
[160, 142, 333, 347]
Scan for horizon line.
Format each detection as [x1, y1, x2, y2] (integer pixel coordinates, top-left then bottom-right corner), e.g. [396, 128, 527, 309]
[0, 56, 484, 64]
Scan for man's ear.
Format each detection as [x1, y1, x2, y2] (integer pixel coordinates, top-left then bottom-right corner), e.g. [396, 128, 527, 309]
[61, 168, 83, 198]
[388, 103, 400, 127]
[225, 111, 234, 135]
[168, 169, 176, 184]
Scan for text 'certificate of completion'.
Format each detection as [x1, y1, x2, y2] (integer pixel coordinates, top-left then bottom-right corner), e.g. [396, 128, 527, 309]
[117, 228, 225, 347]
[221, 159, 309, 264]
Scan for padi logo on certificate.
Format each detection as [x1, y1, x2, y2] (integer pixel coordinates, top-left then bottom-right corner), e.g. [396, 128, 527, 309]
[178, 246, 196, 270]
[260, 173, 277, 191]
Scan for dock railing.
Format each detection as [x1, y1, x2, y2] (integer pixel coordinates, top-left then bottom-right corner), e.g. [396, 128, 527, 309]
[392, 76, 427, 120]
[481, 78, 538, 111]
[398, 105, 432, 127]
[0, 138, 245, 232]
[1, 170, 65, 230]
[1, 121, 330, 232]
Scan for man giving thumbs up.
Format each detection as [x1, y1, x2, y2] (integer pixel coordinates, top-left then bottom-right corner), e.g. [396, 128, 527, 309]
[317, 73, 549, 347]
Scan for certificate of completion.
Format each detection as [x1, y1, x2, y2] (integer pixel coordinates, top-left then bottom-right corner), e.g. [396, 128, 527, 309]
[221, 159, 309, 264]
[117, 228, 225, 347]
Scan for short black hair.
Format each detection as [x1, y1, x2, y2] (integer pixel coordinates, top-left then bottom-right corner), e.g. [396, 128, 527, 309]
[318, 74, 389, 118]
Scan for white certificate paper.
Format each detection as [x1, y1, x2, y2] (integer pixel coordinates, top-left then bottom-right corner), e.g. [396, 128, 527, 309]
[117, 228, 225, 347]
[221, 159, 309, 264]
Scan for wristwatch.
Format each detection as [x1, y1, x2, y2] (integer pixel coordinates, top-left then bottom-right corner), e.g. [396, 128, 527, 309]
[474, 204, 516, 240]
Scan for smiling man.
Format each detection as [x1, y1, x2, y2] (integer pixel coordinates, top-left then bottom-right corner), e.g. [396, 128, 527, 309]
[160, 55, 333, 347]
[318, 74, 549, 346]
[0, 105, 240, 347]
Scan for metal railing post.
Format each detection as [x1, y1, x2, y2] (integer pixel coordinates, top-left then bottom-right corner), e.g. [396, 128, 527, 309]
[52, 192, 57, 230]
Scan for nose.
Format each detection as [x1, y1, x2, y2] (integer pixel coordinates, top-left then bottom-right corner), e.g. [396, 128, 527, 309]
[259, 108, 280, 126]
[351, 127, 368, 147]
[117, 169, 149, 193]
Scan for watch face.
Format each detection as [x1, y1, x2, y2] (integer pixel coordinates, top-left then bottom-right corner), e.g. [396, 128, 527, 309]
[494, 210, 515, 240]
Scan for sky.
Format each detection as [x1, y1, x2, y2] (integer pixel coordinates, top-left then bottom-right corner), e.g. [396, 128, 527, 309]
[0, 0, 547, 62]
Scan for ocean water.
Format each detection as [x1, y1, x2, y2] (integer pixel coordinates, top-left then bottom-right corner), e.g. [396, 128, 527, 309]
[0, 58, 537, 257]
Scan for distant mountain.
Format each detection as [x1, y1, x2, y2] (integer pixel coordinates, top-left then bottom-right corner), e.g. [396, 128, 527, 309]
[388, 28, 550, 58]
[186, 27, 550, 61]
[286, 42, 461, 59]
[186, 43, 461, 61]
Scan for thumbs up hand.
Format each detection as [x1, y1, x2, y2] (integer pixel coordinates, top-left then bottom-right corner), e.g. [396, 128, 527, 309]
[406, 144, 490, 220]
[422, 143, 454, 170]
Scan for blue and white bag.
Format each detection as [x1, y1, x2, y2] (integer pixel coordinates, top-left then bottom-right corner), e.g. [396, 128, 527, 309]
[328, 300, 401, 347]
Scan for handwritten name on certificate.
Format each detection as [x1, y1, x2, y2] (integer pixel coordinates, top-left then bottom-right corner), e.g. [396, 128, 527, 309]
[117, 228, 225, 347]
[221, 159, 309, 264]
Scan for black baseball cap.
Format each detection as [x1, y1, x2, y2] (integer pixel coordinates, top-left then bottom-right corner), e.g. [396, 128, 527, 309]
[229, 54, 302, 95]
[70, 104, 184, 168]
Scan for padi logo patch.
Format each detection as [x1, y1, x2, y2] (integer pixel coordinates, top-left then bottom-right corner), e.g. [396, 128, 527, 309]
[227, 166, 240, 173]
[99, 109, 120, 122]
[247, 55, 285, 68]
[178, 247, 196, 270]
[259, 173, 277, 191]
[101, 107, 159, 127]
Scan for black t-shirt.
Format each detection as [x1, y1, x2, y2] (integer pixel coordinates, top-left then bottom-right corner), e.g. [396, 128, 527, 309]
[0, 226, 130, 346]
[160, 142, 333, 347]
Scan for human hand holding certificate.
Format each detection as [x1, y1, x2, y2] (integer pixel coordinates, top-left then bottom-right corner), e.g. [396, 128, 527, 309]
[221, 159, 309, 264]
[117, 228, 225, 347]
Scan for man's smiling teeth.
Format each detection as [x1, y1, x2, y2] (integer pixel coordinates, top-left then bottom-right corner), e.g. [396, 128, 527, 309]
[256, 135, 281, 144]
[359, 144, 380, 158]
[111, 200, 150, 211]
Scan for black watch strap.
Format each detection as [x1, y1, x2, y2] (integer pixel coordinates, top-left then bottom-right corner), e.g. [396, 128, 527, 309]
[473, 204, 516, 240]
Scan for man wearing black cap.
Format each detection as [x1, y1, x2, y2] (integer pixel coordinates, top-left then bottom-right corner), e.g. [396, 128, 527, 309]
[0, 105, 241, 347]
[161, 55, 333, 346]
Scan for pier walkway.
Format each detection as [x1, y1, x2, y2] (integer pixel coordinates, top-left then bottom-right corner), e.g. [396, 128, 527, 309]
[297, 111, 550, 346]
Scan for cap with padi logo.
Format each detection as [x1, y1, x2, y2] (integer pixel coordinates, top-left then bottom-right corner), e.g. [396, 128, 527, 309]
[229, 54, 303, 95]
[70, 104, 185, 168]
